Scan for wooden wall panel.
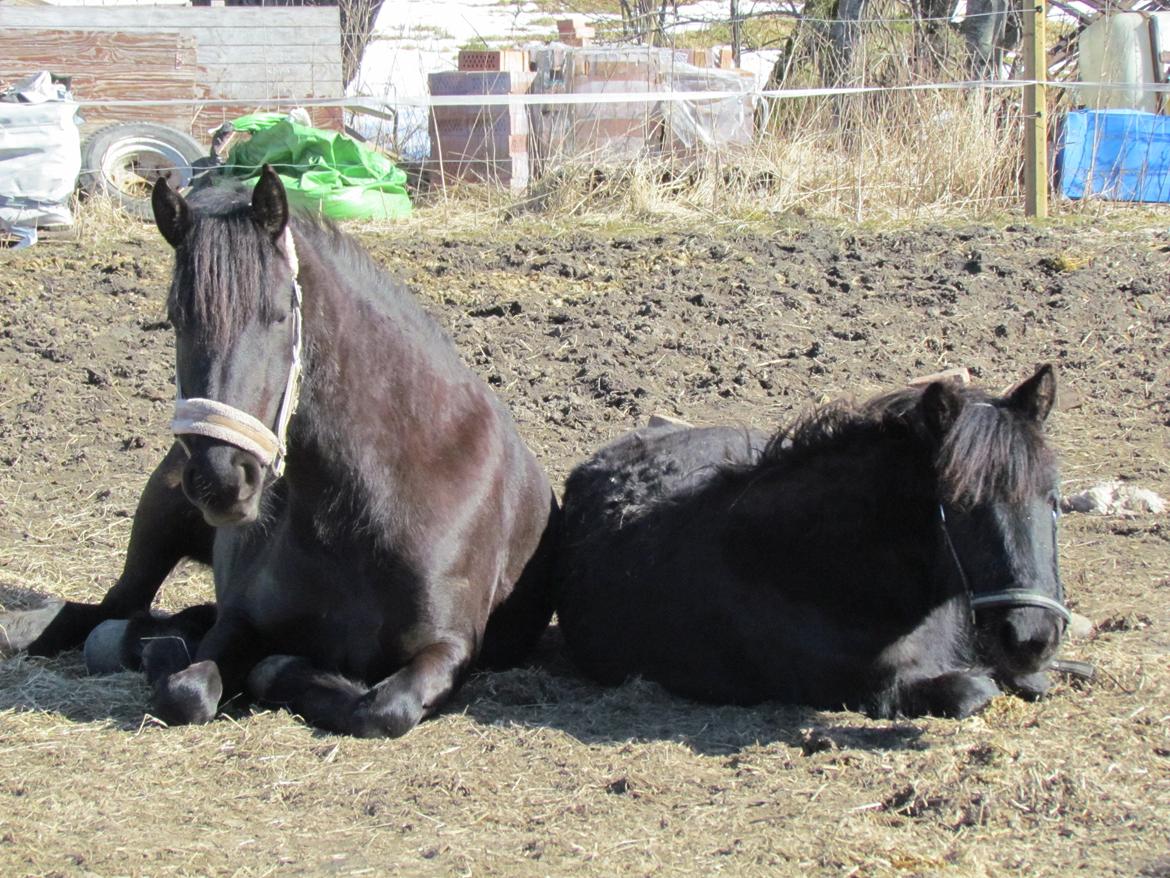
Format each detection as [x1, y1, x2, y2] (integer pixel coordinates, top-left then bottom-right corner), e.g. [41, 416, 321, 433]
[0, 29, 203, 136]
[0, 7, 343, 144]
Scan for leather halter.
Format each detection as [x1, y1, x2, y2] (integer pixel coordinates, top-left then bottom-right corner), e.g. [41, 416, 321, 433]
[938, 503, 1071, 626]
[170, 226, 304, 478]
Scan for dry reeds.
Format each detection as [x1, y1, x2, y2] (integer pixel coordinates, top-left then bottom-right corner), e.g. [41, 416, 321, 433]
[422, 85, 1028, 228]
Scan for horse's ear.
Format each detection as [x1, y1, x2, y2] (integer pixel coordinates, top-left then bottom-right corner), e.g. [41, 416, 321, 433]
[152, 177, 191, 248]
[1006, 364, 1056, 423]
[920, 380, 962, 442]
[251, 164, 289, 239]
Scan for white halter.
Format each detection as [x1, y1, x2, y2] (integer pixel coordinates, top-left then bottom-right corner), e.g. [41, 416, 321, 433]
[170, 226, 304, 478]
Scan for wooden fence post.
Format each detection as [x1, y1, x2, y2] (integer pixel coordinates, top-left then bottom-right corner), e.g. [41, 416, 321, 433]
[1023, 0, 1048, 218]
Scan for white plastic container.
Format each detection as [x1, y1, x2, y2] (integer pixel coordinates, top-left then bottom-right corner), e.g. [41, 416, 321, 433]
[1077, 12, 1170, 113]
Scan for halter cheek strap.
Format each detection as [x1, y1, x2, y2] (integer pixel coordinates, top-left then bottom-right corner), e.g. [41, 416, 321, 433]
[170, 227, 304, 478]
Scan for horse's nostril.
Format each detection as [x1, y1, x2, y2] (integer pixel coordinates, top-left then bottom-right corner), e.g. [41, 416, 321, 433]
[233, 453, 262, 500]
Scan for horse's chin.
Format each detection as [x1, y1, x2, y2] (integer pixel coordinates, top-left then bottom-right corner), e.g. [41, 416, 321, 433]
[199, 505, 259, 528]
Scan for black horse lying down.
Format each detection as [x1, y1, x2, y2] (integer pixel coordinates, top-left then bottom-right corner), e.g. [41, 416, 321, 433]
[554, 367, 1069, 719]
[1, 168, 559, 737]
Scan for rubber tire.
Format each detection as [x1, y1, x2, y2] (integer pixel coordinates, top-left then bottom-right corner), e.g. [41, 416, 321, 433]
[80, 122, 207, 220]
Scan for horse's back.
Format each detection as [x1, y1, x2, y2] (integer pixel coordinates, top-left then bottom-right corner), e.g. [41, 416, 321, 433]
[555, 424, 771, 700]
[561, 424, 766, 532]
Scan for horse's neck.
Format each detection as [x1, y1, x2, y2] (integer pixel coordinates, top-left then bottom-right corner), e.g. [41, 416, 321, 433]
[288, 232, 471, 501]
[724, 440, 951, 623]
[746, 438, 941, 557]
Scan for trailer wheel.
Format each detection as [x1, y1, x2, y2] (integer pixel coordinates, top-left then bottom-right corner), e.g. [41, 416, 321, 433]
[80, 123, 206, 219]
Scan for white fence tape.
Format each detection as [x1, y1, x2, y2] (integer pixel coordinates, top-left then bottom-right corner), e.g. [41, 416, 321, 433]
[68, 78, 1170, 114]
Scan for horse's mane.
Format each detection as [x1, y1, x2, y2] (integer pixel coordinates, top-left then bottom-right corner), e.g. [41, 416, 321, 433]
[167, 186, 285, 344]
[757, 383, 1056, 507]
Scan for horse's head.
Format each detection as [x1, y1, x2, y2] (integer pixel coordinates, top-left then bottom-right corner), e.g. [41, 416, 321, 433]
[153, 167, 302, 527]
[921, 366, 1067, 687]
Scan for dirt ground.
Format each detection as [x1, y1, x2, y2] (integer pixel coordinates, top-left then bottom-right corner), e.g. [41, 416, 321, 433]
[0, 207, 1167, 877]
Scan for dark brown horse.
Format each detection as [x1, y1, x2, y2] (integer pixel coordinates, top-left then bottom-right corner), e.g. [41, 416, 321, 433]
[554, 367, 1068, 718]
[3, 167, 559, 737]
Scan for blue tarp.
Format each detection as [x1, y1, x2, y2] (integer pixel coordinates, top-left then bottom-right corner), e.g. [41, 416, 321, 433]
[1059, 109, 1170, 203]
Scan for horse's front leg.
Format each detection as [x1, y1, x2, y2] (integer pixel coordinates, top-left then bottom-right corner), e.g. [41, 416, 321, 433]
[896, 670, 1002, 719]
[248, 639, 472, 738]
[149, 608, 268, 726]
[2, 444, 213, 657]
[351, 640, 472, 737]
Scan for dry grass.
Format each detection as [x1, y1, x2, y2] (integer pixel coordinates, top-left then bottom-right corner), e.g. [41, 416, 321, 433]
[422, 87, 1034, 227]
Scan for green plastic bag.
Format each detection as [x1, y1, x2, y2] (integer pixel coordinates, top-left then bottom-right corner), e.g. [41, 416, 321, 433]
[221, 113, 411, 220]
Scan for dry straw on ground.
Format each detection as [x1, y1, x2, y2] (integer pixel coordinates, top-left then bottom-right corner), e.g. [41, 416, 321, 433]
[1, 165, 1168, 877]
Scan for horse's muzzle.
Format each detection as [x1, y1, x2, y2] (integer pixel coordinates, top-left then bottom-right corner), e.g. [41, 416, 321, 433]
[986, 604, 1065, 675]
[180, 437, 265, 526]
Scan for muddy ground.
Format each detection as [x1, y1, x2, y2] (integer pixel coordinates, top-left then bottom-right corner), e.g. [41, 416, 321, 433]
[0, 209, 1167, 877]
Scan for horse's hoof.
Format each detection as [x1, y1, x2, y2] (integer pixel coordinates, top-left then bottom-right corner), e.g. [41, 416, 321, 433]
[0, 601, 65, 656]
[83, 619, 131, 674]
[152, 660, 223, 725]
[351, 687, 423, 739]
[953, 674, 1002, 718]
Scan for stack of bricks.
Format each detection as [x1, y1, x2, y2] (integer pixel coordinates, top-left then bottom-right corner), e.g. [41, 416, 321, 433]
[686, 48, 712, 68]
[528, 47, 666, 163]
[456, 48, 529, 74]
[682, 47, 737, 69]
[556, 18, 595, 47]
[428, 51, 534, 190]
[565, 50, 663, 160]
[428, 40, 754, 190]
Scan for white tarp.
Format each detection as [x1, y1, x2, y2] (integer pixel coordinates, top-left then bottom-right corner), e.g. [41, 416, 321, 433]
[0, 92, 82, 248]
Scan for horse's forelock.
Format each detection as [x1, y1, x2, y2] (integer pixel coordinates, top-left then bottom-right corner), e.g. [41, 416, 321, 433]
[936, 401, 1055, 507]
[167, 195, 285, 345]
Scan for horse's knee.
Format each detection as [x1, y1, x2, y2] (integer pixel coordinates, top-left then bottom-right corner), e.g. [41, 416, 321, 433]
[247, 655, 383, 736]
[245, 655, 304, 702]
[151, 660, 222, 726]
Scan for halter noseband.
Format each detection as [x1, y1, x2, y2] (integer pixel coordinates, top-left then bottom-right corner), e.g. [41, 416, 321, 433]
[170, 226, 304, 478]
